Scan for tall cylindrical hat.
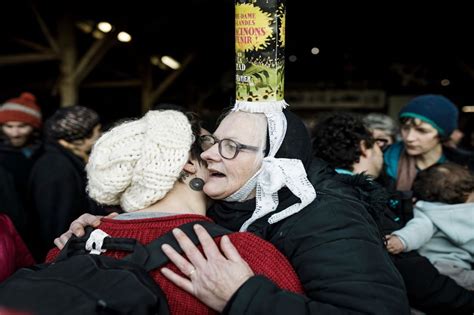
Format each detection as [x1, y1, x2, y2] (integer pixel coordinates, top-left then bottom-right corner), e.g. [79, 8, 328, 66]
[232, 1, 316, 231]
[235, 0, 286, 111]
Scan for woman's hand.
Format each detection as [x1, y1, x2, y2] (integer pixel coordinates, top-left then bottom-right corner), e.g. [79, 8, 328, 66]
[53, 212, 117, 249]
[160, 224, 254, 312]
[385, 234, 405, 254]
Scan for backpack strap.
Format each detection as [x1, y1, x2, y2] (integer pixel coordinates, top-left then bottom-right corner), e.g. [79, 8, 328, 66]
[124, 221, 231, 272]
[56, 227, 142, 262]
[57, 221, 231, 272]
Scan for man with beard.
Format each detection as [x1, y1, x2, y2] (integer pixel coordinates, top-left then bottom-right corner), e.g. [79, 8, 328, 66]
[0, 92, 42, 241]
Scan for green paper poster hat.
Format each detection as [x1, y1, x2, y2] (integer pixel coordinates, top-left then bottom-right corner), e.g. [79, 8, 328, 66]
[234, 0, 287, 113]
[230, 1, 317, 233]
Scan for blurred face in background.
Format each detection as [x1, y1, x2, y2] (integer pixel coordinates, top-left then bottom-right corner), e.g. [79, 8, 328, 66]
[372, 128, 394, 151]
[2, 121, 34, 147]
[401, 118, 440, 157]
[76, 124, 102, 155]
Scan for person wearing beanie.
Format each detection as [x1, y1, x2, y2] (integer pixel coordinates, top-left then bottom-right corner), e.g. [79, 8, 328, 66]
[384, 94, 469, 194]
[27, 105, 102, 260]
[0, 92, 43, 246]
[46, 110, 303, 314]
[0, 92, 42, 148]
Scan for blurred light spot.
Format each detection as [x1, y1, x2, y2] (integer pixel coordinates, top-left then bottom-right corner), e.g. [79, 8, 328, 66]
[117, 32, 132, 42]
[161, 56, 181, 70]
[462, 106, 474, 112]
[441, 79, 450, 86]
[97, 22, 112, 33]
[311, 47, 320, 55]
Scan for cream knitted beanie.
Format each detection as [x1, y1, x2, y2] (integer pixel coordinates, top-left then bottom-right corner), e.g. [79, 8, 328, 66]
[86, 110, 193, 212]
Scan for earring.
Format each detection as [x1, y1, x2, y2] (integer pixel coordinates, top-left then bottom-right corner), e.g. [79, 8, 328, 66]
[189, 177, 205, 191]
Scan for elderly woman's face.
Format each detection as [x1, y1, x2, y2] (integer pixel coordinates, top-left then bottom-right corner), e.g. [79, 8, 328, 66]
[401, 118, 440, 156]
[201, 112, 265, 200]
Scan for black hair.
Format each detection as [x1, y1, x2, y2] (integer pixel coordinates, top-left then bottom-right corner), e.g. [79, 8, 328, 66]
[184, 111, 204, 164]
[413, 163, 474, 204]
[312, 113, 375, 171]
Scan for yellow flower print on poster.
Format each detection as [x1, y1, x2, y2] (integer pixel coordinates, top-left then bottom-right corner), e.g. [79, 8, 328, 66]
[235, 3, 273, 52]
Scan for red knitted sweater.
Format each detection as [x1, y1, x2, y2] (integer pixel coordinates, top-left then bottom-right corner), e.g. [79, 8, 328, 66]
[46, 214, 303, 315]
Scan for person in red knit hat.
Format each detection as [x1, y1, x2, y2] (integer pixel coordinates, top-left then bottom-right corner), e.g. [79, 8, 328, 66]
[0, 92, 43, 248]
[47, 109, 303, 315]
[0, 92, 42, 148]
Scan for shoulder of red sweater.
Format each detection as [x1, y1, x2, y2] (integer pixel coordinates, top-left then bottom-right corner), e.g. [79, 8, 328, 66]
[100, 213, 213, 226]
[227, 232, 280, 252]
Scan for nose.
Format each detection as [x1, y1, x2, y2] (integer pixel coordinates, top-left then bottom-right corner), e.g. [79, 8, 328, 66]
[9, 127, 21, 137]
[404, 129, 417, 142]
[200, 142, 221, 162]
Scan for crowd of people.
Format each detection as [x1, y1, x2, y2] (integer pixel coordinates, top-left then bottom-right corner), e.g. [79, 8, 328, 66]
[0, 92, 473, 314]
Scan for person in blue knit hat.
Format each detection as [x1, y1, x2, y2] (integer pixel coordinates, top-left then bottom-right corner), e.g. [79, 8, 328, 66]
[384, 94, 461, 194]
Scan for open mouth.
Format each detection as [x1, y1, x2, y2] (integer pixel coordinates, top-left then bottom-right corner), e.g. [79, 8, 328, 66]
[209, 170, 226, 178]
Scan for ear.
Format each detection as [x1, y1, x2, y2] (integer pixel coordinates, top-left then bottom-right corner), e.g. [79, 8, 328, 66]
[359, 140, 369, 158]
[182, 160, 197, 175]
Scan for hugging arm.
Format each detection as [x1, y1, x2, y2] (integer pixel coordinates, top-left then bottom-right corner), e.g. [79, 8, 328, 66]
[53, 213, 115, 249]
[160, 224, 254, 312]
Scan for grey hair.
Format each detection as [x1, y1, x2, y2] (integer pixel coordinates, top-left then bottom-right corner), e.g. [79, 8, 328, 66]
[363, 113, 399, 138]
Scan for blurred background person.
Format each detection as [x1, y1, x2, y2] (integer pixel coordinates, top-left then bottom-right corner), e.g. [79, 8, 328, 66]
[0, 92, 42, 242]
[384, 94, 468, 192]
[27, 105, 102, 260]
[363, 112, 400, 151]
[383, 94, 474, 225]
[387, 163, 474, 291]
[0, 213, 35, 283]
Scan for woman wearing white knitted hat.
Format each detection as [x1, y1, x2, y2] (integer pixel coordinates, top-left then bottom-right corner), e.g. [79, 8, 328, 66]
[46, 109, 303, 314]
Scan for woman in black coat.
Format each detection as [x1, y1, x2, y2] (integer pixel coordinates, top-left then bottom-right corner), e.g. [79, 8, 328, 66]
[160, 110, 409, 314]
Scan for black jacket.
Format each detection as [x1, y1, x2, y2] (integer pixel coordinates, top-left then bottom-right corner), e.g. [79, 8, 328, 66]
[27, 142, 101, 260]
[0, 141, 42, 239]
[209, 158, 409, 315]
[0, 165, 24, 232]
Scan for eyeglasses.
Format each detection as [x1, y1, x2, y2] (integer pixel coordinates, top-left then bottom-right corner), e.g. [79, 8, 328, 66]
[199, 134, 261, 160]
